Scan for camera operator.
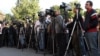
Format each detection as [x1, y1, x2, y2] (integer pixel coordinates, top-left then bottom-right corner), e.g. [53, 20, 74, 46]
[45, 14, 53, 52]
[54, 10, 66, 56]
[0, 22, 3, 47]
[2, 23, 9, 47]
[8, 23, 15, 47]
[18, 24, 25, 49]
[83, 1, 99, 56]
[34, 11, 45, 51]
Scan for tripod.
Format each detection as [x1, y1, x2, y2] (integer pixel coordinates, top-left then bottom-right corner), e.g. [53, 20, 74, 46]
[98, 21, 100, 52]
[50, 17, 56, 56]
[28, 24, 34, 48]
[64, 9, 91, 56]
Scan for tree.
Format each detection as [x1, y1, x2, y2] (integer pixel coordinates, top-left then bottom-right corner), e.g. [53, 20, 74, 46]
[5, 14, 12, 21]
[0, 11, 5, 21]
[96, 8, 100, 13]
[51, 5, 60, 11]
[12, 0, 40, 21]
[5, 14, 16, 23]
[68, 0, 84, 19]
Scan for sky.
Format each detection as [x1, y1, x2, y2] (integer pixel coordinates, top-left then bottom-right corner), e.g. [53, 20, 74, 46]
[0, 0, 99, 14]
[0, 0, 16, 14]
[39, 0, 100, 11]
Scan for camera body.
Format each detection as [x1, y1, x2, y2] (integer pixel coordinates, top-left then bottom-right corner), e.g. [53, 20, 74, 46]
[74, 3, 81, 9]
[45, 9, 56, 17]
[60, 2, 66, 9]
[38, 11, 45, 23]
[38, 11, 45, 17]
[60, 2, 71, 11]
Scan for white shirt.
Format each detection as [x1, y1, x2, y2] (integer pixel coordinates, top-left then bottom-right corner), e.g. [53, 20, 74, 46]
[45, 15, 51, 24]
[34, 20, 41, 33]
[0, 24, 3, 34]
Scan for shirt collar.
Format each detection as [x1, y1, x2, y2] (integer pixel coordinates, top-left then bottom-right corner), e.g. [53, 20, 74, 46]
[87, 8, 92, 13]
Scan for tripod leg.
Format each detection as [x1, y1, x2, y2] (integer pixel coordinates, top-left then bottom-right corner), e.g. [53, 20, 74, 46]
[35, 32, 39, 53]
[28, 36, 31, 48]
[17, 40, 19, 48]
[78, 21, 91, 56]
[28, 28, 33, 48]
[98, 31, 100, 54]
[52, 35, 55, 56]
[17, 28, 21, 48]
[83, 36, 91, 56]
[64, 21, 77, 56]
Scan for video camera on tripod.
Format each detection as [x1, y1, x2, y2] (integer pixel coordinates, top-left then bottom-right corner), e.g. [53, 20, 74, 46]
[64, 2, 91, 56]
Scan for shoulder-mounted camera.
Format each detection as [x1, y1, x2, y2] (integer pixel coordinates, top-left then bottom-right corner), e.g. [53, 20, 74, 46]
[45, 9, 56, 17]
[38, 11, 45, 17]
[60, 2, 72, 11]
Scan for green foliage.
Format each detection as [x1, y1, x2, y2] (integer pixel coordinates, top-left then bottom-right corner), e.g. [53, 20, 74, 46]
[96, 8, 100, 13]
[67, 0, 78, 19]
[51, 5, 60, 11]
[12, 0, 40, 21]
[68, 0, 84, 19]
[5, 14, 13, 22]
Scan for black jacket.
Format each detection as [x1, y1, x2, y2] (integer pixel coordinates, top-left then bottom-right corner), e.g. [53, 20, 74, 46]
[67, 13, 83, 32]
[83, 9, 98, 32]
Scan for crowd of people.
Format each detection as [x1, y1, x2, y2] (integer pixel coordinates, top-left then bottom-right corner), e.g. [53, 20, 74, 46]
[0, 1, 100, 56]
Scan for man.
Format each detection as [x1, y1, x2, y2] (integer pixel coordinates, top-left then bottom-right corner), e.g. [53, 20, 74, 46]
[0, 23, 3, 47]
[2, 23, 10, 47]
[45, 14, 52, 52]
[34, 11, 45, 51]
[83, 1, 98, 56]
[54, 10, 66, 56]
[19, 26, 25, 49]
[8, 23, 15, 47]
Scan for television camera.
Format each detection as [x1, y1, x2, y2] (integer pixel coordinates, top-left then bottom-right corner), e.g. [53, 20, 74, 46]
[60, 2, 71, 11]
[45, 9, 56, 17]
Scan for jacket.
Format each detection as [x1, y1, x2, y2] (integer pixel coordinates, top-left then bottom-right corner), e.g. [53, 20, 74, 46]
[83, 9, 98, 32]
